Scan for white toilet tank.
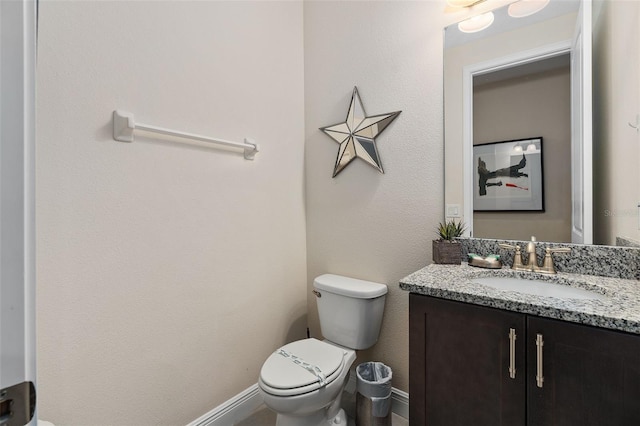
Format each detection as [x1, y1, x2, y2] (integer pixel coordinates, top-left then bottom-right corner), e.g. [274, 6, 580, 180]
[313, 274, 388, 350]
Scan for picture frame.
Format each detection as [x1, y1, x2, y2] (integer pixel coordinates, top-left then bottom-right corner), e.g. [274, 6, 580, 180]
[473, 137, 544, 212]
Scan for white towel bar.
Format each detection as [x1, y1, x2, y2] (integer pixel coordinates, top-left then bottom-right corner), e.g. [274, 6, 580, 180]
[112, 110, 259, 160]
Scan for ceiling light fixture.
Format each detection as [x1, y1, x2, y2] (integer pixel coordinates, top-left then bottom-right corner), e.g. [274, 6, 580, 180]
[508, 0, 550, 18]
[458, 11, 495, 33]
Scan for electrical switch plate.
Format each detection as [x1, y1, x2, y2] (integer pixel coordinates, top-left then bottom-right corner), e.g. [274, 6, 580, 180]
[446, 204, 461, 218]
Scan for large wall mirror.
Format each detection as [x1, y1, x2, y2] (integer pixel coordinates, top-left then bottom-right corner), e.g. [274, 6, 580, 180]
[444, 0, 640, 247]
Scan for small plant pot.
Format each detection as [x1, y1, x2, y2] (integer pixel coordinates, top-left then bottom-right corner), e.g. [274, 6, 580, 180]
[432, 240, 462, 265]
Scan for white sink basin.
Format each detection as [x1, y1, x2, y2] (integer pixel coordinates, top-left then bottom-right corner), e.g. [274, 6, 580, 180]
[472, 276, 608, 301]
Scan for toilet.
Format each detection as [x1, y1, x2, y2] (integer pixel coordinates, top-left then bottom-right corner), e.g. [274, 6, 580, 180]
[258, 274, 388, 426]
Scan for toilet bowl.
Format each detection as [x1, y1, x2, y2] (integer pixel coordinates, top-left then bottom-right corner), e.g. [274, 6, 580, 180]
[258, 274, 388, 426]
[259, 338, 356, 426]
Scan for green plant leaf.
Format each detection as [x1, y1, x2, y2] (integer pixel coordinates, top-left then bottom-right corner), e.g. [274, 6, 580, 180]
[436, 219, 466, 241]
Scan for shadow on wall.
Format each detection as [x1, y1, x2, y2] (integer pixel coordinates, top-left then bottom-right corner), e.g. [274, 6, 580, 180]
[284, 308, 308, 344]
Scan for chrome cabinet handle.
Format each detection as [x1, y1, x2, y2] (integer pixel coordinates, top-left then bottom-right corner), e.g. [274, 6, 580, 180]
[536, 333, 544, 388]
[508, 328, 517, 379]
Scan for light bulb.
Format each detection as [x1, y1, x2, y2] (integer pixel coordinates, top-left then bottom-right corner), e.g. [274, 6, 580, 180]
[458, 11, 495, 33]
[508, 0, 551, 18]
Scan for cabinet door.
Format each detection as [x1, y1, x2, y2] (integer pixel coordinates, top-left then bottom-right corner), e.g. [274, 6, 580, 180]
[528, 316, 640, 425]
[409, 294, 526, 426]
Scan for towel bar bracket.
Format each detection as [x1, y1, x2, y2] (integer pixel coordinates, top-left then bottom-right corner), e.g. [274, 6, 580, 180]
[113, 110, 135, 143]
[243, 138, 259, 160]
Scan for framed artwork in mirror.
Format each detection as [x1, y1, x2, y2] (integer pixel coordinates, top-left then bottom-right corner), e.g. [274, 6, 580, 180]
[473, 137, 544, 212]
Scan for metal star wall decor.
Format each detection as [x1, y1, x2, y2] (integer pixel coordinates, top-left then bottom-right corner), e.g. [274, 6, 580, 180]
[320, 87, 401, 177]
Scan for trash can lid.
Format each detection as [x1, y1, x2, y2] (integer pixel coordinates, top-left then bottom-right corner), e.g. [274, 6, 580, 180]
[260, 338, 345, 393]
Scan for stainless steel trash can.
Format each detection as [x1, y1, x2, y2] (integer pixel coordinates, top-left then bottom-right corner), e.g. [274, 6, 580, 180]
[355, 362, 392, 426]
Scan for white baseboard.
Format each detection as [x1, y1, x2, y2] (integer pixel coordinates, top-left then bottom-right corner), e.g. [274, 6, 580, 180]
[390, 387, 409, 420]
[188, 380, 409, 426]
[187, 384, 263, 426]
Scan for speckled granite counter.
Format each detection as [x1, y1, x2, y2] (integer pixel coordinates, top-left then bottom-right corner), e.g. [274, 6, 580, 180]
[400, 263, 640, 334]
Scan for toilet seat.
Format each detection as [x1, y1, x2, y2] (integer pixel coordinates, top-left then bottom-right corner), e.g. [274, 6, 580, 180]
[259, 338, 346, 397]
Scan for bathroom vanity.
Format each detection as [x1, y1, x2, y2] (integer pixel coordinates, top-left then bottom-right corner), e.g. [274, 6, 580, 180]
[400, 263, 640, 426]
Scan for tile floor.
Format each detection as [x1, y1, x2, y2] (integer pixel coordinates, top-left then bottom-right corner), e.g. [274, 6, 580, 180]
[235, 387, 408, 426]
[235, 405, 408, 426]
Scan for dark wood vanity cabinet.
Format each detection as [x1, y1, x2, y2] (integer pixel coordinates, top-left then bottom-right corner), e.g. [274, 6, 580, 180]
[409, 294, 526, 425]
[409, 293, 640, 426]
[527, 316, 640, 425]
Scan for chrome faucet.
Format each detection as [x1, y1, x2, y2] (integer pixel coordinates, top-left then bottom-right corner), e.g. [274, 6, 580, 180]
[499, 236, 571, 274]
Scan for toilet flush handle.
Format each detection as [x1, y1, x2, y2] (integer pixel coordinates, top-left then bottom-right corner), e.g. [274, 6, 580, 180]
[312, 290, 322, 298]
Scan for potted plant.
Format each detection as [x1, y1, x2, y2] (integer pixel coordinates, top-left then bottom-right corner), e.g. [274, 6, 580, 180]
[433, 220, 466, 264]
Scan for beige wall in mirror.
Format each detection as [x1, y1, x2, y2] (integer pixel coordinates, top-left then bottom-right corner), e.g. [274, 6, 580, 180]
[444, 12, 576, 240]
[445, 0, 640, 246]
[473, 63, 571, 242]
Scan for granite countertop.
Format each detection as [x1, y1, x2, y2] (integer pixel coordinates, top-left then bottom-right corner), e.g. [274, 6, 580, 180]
[400, 263, 640, 334]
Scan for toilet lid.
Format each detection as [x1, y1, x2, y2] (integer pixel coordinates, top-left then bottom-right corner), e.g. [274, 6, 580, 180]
[260, 338, 345, 394]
